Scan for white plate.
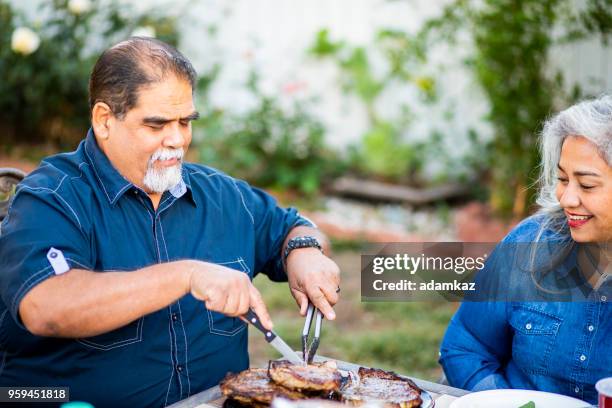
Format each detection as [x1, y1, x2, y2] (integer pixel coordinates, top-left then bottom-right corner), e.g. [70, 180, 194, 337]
[420, 389, 434, 408]
[449, 389, 590, 408]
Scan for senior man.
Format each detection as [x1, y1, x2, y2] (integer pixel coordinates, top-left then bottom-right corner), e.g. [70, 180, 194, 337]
[0, 37, 340, 407]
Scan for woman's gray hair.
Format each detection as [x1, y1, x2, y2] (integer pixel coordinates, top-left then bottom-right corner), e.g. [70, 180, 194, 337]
[526, 95, 612, 293]
[535, 94, 612, 240]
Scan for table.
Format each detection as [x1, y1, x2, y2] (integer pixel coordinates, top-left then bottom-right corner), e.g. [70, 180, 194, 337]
[168, 356, 469, 408]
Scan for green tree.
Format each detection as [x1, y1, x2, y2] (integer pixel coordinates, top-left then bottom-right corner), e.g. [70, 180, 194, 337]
[416, 0, 612, 217]
[195, 71, 339, 196]
[0, 0, 180, 147]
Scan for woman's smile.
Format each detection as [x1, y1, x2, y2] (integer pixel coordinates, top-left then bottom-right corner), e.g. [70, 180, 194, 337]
[565, 211, 594, 228]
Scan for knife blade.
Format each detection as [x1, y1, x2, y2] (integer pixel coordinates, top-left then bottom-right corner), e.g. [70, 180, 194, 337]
[243, 309, 304, 365]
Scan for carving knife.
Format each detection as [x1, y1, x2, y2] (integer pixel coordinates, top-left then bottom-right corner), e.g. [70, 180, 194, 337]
[243, 309, 303, 365]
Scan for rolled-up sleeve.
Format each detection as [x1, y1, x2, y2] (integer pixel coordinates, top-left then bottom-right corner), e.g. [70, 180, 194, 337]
[0, 187, 93, 329]
[233, 180, 313, 281]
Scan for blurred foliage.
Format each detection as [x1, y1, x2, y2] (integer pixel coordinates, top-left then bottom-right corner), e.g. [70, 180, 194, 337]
[355, 121, 423, 180]
[195, 71, 343, 196]
[310, 29, 436, 184]
[0, 0, 180, 148]
[5, 0, 612, 207]
[414, 0, 612, 217]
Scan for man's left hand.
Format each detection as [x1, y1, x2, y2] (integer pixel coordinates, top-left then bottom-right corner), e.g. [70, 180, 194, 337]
[286, 248, 341, 320]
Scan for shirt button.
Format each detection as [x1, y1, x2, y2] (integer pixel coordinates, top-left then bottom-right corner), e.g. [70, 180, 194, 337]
[579, 354, 586, 362]
[176, 365, 183, 372]
[574, 386, 580, 393]
[525, 323, 532, 330]
[601, 295, 607, 302]
[588, 325, 594, 332]
[172, 313, 178, 322]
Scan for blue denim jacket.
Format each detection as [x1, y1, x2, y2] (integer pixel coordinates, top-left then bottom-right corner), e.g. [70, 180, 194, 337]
[440, 216, 612, 404]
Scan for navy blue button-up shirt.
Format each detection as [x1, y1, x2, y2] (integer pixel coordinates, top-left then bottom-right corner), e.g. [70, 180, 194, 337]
[0, 130, 311, 407]
[440, 216, 611, 404]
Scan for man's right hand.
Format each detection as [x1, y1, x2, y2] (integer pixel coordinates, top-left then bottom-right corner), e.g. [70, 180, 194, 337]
[187, 261, 273, 330]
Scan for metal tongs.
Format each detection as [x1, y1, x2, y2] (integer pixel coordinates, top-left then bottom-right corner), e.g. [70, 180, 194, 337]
[301, 303, 323, 364]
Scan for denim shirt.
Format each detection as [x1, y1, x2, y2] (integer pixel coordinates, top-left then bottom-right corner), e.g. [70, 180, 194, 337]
[0, 130, 312, 407]
[439, 216, 611, 404]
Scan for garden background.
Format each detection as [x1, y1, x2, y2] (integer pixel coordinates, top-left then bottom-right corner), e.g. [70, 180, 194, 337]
[2, 0, 612, 381]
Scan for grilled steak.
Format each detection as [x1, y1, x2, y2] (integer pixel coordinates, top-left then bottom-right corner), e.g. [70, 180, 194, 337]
[220, 368, 307, 406]
[340, 367, 422, 408]
[268, 360, 343, 393]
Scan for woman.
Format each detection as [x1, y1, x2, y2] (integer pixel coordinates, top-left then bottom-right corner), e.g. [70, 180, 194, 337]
[439, 95, 612, 404]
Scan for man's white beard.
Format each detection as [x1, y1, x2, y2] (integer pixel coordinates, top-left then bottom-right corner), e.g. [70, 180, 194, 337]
[143, 148, 184, 193]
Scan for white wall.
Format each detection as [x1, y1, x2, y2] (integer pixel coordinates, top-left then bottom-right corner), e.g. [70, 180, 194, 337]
[178, 0, 612, 178]
[174, 0, 498, 184]
[182, 0, 491, 154]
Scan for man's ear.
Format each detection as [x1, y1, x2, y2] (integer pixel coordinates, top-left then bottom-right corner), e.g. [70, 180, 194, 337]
[91, 102, 114, 140]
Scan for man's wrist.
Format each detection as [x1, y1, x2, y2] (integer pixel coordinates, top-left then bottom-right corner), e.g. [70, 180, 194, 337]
[286, 246, 323, 263]
[283, 236, 323, 267]
[181, 260, 198, 295]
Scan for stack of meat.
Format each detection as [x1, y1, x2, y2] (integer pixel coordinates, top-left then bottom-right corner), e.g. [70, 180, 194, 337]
[220, 360, 423, 407]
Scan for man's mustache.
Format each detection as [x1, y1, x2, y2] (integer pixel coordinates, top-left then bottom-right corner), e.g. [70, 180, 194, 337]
[149, 148, 184, 165]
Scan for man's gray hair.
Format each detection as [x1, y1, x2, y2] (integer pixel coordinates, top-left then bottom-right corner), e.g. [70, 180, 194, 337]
[535, 94, 612, 238]
[89, 37, 197, 119]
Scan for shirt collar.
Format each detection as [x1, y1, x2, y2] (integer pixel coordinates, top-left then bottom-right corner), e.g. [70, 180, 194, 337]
[84, 128, 133, 205]
[174, 166, 198, 207]
[84, 128, 197, 207]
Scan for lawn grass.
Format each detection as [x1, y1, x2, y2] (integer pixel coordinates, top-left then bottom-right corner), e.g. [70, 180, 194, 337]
[248, 250, 457, 381]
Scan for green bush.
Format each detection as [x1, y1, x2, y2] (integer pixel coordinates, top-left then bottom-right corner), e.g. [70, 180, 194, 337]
[195, 72, 342, 195]
[309, 29, 437, 184]
[415, 0, 612, 216]
[349, 121, 424, 182]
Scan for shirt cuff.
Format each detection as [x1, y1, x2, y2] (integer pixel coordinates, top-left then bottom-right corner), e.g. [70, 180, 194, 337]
[294, 213, 316, 229]
[10, 257, 91, 331]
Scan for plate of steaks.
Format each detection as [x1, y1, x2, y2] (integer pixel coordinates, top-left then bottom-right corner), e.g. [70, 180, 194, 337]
[341, 367, 426, 407]
[268, 360, 343, 393]
[220, 360, 433, 408]
[220, 368, 306, 407]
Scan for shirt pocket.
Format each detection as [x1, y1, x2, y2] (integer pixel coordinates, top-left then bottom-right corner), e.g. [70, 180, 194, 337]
[509, 305, 563, 375]
[75, 268, 146, 351]
[207, 258, 250, 336]
[76, 316, 144, 351]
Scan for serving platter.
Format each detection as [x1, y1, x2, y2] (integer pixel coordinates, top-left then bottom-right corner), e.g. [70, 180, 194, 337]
[420, 389, 435, 408]
[253, 361, 433, 407]
[168, 356, 468, 408]
[216, 389, 434, 408]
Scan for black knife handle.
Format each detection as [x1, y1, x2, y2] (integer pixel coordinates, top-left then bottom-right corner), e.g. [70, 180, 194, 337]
[244, 309, 276, 342]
